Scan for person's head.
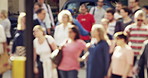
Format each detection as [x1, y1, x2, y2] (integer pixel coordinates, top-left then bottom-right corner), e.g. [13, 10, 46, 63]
[68, 25, 80, 40]
[33, 25, 46, 38]
[97, 0, 104, 7]
[0, 10, 8, 19]
[105, 8, 115, 22]
[58, 10, 73, 24]
[114, 32, 128, 46]
[91, 24, 107, 41]
[36, 8, 46, 21]
[128, 0, 139, 9]
[37, 0, 44, 5]
[120, 7, 132, 18]
[17, 12, 26, 30]
[79, 4, 88, 14]
[34, 2, 42, 12]
[101, 18, 109, 31]
[115, 2, 123, 12]
[134, 10, 146, 26]
[143, 6, 148, 14]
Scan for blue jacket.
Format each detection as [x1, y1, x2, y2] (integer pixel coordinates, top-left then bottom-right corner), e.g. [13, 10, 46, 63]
[87, 40, 110, 78]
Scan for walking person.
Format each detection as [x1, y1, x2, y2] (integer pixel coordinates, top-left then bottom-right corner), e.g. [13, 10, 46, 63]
[58, 26, 86, 78]
[107, 32, 134, 78]
[33, 25, 58, 78]
[0, 10, 11, 44]
[87, 24, 110, 78]
[0, 24, 6, 78]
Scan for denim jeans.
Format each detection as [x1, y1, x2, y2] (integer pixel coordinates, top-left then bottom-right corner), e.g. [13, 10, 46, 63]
[59, 70, 78, 78]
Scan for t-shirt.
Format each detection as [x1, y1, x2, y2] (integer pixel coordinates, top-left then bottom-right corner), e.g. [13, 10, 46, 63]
[107, 21, 116, 36]
[34, 35, 55, 62]
[58, 39, 86, 71]
[112, 46, 134, 77]
[77, 13, 95, 40]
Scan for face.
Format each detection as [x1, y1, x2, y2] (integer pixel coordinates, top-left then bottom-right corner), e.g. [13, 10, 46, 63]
[34, 5, 40, 12]
[91, 28, 99, 38]
[120, 9, 128, 17]
[33, 28, 44, 38]
[136, 16, 144, 26]
[105, 13, 114, 21]
[38, 0, 44, 4]
[80, 5, 87, 14]
[38, 10, 46, 21]
[68, 28, 76, 39]
[97, 0, 104, 7]
[115, 38, 125, 46]
[116, 3, 122, 11]
[128, 0, 138, 8]
[62, 14, 69, 23]
[21, 17, 26, 30]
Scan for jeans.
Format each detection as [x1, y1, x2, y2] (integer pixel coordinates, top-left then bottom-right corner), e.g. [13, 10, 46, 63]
[111, 74, 132, 78]
[59, 70, 78, 78]
[0, 74, 2, 78]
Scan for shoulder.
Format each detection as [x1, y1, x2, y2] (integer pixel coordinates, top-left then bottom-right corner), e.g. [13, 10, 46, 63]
[45, 35, 54, 39]
[76, 39, 86, 44]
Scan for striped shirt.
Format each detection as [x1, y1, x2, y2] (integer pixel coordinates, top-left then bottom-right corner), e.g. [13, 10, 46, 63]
[125, 24, 148, 55]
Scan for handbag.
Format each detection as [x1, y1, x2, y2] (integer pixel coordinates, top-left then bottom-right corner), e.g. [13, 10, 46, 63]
[15, 46, 26, 56]
[0, 43, 11, 74]
[45, 38, 63, 66]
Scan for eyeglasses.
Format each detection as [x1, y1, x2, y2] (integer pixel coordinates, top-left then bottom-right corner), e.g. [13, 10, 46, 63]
[137, 19, 144, 22]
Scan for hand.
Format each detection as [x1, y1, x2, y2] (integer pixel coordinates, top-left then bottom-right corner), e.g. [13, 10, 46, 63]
[34, 67, 39, 74]
[78, 58, 84, 62]
[133, 66, 139, 75]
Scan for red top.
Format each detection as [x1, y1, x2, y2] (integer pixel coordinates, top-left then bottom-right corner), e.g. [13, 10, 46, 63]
[77, 13, 95, 40]
[58, 39, 86, 71]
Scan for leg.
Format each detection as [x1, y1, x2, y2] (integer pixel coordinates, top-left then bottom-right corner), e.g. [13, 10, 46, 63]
[59, 70, 67, 78]
[67, 70, 78, 78]
[0, 74, 2, 78]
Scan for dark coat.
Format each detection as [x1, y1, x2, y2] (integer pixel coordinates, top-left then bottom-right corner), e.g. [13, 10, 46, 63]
[87, 40, 110, 78]
[34, 19, 41, 26]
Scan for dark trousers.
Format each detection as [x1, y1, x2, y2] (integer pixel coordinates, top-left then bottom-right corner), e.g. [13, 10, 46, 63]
[35, 55, 43, 78]
[111, 74, 132, 78]
[59, 70, 78, 78]
[0, 74, 2, 78]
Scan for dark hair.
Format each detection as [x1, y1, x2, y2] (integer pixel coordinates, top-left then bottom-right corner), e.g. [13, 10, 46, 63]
[106, 8, 115, 15]
[135, 0, 139, 2]
[80, 3, 88, 10]
[36, 8, 44, 14]
[69, 25, 80, 40]
[34, 2, 42, 8]
[143, 5, 148, 10]
[121, 7, 132, 15]
[114, 32, 128, 43]
[116, 2, 123, 6]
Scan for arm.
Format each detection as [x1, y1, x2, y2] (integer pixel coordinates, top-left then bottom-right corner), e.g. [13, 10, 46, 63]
[0, 26, 6, 43]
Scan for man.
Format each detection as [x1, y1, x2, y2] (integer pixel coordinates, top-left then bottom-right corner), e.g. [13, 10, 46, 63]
[114, 2, 123, 20]
[128, 0, 141, 16]
[34, 8, 50, 34]
[89, 0, 106, 24]
[105, 8, 116, 36]
[38, 0, 55, 27]
[125, 10, 148, 78]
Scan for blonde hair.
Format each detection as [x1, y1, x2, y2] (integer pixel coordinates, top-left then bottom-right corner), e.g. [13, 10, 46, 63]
[101, 18, 109, 24]
[58, 10, 73, 23]
[0, 10, 8, 18]
[17, 12, 26, 30]
[134, 10, 146, 19]
[33, 25, 46, 35]
[92, 24, 111, 45]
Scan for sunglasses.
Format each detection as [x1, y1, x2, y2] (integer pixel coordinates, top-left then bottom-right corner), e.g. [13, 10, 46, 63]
[137, 19, 144, 22]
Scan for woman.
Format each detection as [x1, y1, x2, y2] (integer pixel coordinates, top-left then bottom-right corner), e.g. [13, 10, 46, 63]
[115, 7, 133, 33]
[33, 25, 58, 78]
[54, 10, 73, 46]
[0, 24, 6, 78]
[87, 24, 110, 78]
[58, 26, 86, 78]
[12, 12, 26, 56]
[107, 32, 134, 78]
[0, 10, 11, 44]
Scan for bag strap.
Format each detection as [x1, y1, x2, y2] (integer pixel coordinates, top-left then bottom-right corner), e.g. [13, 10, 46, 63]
[93, 7, 96, 15]
[45, 37, 53, 52]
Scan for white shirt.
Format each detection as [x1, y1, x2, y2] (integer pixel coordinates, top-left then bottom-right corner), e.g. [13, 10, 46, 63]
[114, 12, 122, 20]
[0, 18, 11, 38]
[89, 7, 106, 24]
[54, 23, 72, 46]
[42, 3, 55, 26]
[107, 20, 116, 36]
[0, 24, 6, 54]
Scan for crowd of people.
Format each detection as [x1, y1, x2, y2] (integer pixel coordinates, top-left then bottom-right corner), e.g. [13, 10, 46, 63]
[0, 0, 148, 78]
